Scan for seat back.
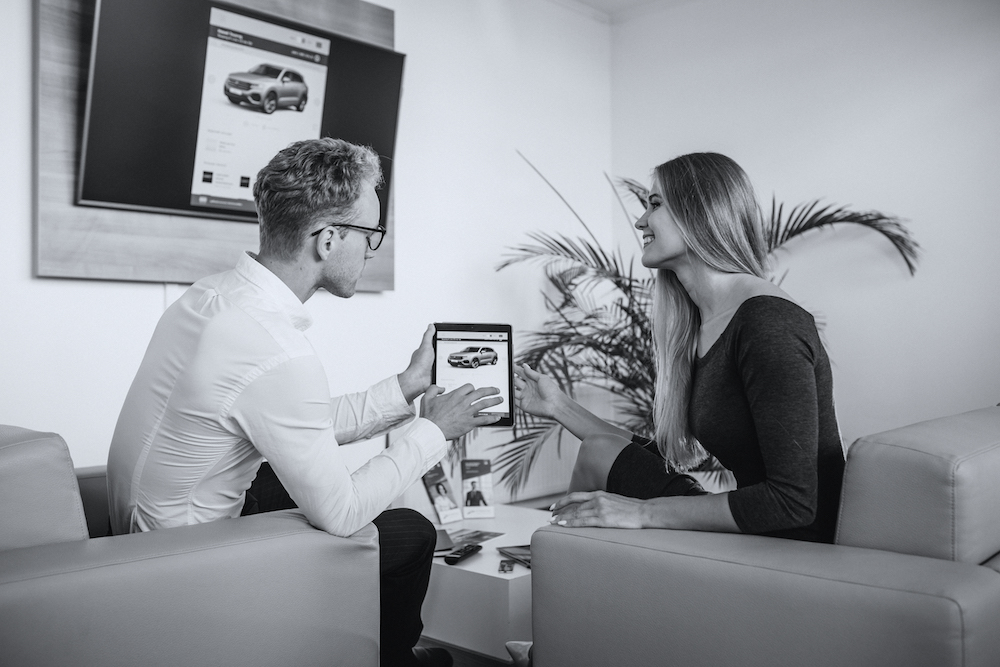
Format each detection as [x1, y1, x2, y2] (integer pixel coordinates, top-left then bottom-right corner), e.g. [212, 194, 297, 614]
[836, 406, 1000, 564]
[0, 425, 90, 550]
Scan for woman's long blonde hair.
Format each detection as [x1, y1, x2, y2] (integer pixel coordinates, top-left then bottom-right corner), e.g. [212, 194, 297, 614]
[650, 153, 768, 470]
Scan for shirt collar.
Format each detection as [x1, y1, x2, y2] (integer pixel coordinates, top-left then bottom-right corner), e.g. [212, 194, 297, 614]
[235, 251, 314, 332]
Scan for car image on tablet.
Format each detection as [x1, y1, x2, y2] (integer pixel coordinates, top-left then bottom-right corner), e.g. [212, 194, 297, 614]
[447, 346, 498, 368]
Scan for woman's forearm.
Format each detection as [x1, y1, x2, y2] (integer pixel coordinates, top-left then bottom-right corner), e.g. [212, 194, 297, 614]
[641, 492, 741, 533]
[550, 394, 633, 442]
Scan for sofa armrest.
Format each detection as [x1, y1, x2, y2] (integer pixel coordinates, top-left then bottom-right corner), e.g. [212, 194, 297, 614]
[0, 426, 89, 549]
[75, 464, 109, 538]
[0, 510, 380, 667]
[531, 525, 1000, 667]
[837, 406, 1000, 563]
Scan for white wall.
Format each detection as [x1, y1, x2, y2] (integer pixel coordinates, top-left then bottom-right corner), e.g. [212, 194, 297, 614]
[0, 0, 613, 492]
[5, 0, 994, 500]
[609, 0, 1000, 446]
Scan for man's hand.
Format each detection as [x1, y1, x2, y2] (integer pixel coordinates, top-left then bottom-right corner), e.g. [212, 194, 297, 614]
[420, 384, 503, 440]
[398, 325, 435, 403]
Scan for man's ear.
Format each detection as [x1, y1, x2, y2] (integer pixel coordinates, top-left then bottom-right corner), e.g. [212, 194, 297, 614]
[312, 227, 337, 261]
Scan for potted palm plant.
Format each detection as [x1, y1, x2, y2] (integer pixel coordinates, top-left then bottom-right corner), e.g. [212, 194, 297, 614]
[467, 156, 920, 497]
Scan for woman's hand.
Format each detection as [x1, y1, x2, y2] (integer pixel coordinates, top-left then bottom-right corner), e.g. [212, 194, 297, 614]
[549, 490, 646, 529]
[550, 489, 740, 533]
[513, 364, 566, 420]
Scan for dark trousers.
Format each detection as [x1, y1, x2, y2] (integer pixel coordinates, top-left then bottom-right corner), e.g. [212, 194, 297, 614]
[243, 463, 434, 667]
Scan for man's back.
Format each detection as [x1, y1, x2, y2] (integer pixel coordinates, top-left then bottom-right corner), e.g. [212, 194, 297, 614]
[108, 255, 317, 534]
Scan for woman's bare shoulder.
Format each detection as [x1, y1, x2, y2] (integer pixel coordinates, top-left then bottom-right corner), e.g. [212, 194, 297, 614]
[741, 276, 794, 303]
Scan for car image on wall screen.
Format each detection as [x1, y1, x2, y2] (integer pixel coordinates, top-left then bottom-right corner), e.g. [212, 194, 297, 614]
[225, 63, 309, 114]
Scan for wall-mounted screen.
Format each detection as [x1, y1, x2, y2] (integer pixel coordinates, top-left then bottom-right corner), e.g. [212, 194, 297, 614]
[78, 0, 404, 225]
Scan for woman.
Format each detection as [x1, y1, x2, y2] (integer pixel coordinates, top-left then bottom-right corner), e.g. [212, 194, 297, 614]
[515, 152, 845, 543]
[433, 482, 458, 512]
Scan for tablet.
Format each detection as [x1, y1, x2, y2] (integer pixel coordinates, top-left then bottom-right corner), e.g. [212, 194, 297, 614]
[496, 544, 531, 569]
[432, 323, 514, 428]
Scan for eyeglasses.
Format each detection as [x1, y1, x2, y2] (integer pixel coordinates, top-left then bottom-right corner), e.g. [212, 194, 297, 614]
[309, 223, 386, 251]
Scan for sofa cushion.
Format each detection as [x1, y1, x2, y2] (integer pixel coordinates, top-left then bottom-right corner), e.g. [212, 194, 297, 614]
[0, 425, 89, 550]
[836, 407, 1000, 564]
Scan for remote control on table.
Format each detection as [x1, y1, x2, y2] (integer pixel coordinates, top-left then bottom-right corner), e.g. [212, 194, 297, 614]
[444, 544, 482, 565]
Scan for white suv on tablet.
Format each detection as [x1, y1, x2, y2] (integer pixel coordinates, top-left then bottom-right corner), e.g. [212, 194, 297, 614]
[447, 347, 498, 368]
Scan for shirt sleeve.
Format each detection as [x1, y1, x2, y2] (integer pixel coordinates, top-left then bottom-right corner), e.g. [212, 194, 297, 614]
[726, 305, 822, 534]
[330, 375, 420, 445]
[226, 354, 447, 536]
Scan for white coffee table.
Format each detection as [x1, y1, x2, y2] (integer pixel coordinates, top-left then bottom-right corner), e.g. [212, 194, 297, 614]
[421, 504, 551, 661]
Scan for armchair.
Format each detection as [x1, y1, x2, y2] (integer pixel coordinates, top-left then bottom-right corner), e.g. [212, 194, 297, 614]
[0, 425, 381, 667]
[530, 407, 1000, 666]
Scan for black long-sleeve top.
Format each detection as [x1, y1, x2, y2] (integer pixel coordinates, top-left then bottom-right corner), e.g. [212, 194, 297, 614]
[690, 296, 845, 543]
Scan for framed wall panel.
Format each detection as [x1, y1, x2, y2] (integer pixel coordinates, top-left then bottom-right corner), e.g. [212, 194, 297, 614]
[34, 0, 396, 289]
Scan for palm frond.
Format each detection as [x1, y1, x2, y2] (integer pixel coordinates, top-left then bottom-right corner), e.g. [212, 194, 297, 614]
[498, 231, 626, 278]
[488, 415, 565, 496]
[767, 197, 921, 275]
[606, 172, 645, 251]
[516, 150, 602, 249]
[618, 177, 650, 209]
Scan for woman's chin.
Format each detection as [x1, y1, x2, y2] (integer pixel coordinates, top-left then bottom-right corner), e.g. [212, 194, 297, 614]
[639, 252, 658, 269]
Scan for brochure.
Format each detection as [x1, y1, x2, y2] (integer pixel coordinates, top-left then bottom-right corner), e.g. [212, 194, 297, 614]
[421, 463, 462, 524]
[461, 458, 495, 518]
[446, 529, 504, 550]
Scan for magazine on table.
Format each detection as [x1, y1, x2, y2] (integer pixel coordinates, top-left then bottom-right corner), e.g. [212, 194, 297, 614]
[446, 528, 504, 550]
[421, 462, 462, 524]
[461, 458, 495, 518]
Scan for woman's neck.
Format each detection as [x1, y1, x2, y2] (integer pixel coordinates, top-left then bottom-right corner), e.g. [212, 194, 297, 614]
[675, 263, 790, 331]
[674, 263, 753, 323]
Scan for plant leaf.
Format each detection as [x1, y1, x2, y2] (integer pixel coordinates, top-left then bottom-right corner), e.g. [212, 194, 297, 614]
[768, 196, 920, 275]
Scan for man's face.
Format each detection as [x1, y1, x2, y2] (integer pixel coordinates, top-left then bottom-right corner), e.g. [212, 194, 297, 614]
[321, 186, 380, 298]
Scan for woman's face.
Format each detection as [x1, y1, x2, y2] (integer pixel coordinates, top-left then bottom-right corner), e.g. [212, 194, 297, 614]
[636, 180, 688, 269]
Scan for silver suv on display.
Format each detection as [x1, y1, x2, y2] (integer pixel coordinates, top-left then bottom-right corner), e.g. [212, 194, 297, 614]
[225, 64, 308, 114]
[447, 347, 498, 368]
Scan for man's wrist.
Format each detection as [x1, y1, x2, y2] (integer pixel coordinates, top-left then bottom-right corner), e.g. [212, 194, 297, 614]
[397, 370, 428, 404]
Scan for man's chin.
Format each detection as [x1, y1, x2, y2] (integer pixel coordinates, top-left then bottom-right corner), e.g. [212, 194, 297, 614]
[322, 282, 358, 299]
[322, 266, 365, 298]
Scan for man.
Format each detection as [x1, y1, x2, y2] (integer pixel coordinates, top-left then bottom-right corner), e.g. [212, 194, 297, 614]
[107, 138, 500, 667]
[465, 481, 488, 506]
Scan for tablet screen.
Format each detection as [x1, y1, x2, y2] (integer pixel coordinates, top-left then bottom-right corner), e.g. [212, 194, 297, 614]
[432, 323, 514, 427]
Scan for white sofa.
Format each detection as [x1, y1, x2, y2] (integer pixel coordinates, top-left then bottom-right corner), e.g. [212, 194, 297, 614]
[0, 425, 381, 667]
[530, 406, 1000, 666]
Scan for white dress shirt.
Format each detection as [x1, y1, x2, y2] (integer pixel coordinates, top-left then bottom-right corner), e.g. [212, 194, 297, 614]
[108, 252, 447, 537]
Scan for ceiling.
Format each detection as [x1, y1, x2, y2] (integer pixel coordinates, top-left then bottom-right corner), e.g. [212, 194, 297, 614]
[571, 0, 662, 18]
